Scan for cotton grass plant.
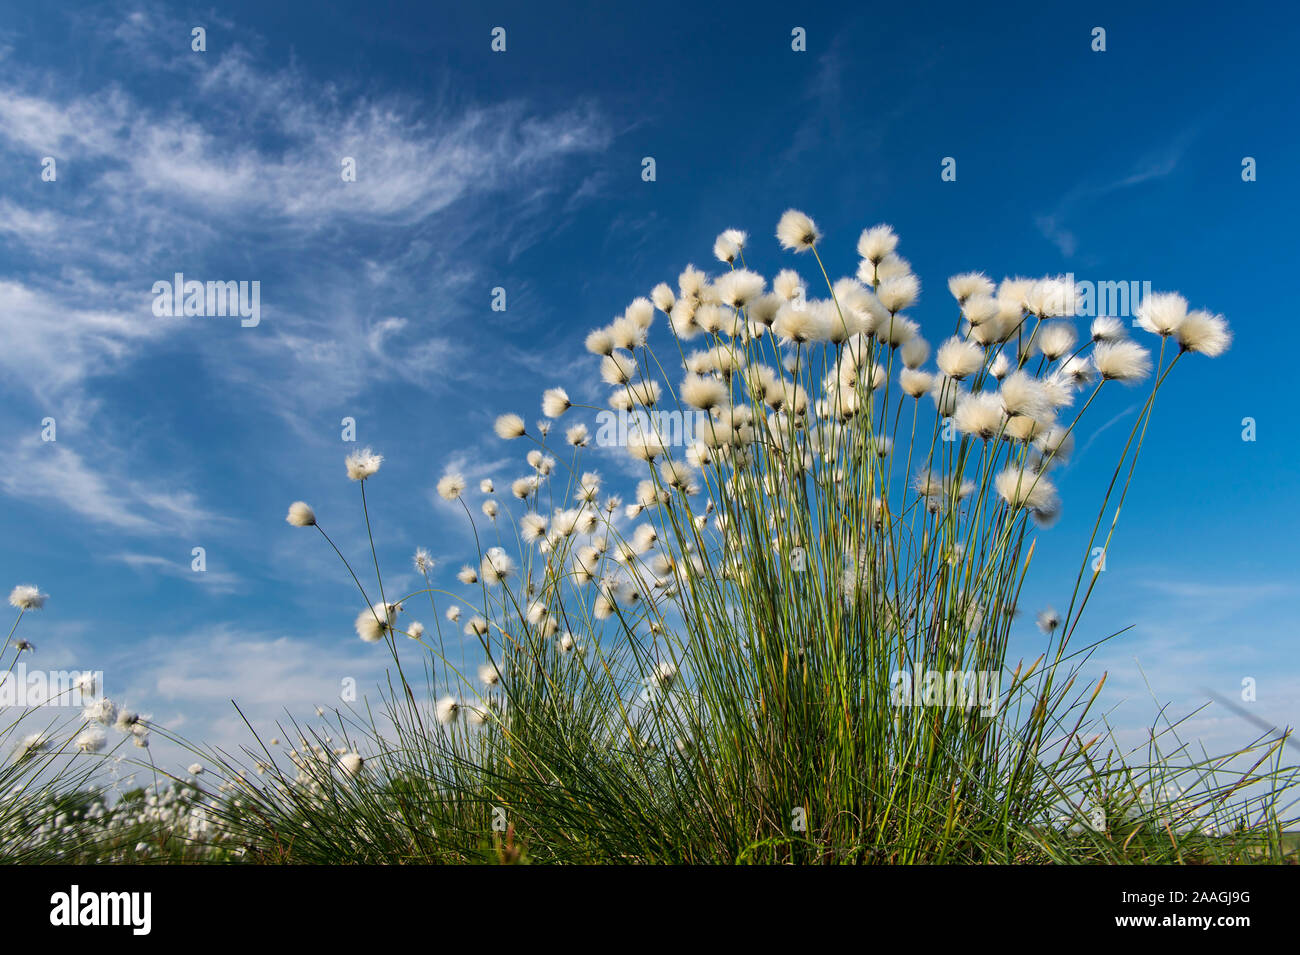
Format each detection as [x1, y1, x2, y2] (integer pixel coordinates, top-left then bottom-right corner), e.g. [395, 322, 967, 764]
[0, 585, 213, 862]
[190, 212, 1294, 864]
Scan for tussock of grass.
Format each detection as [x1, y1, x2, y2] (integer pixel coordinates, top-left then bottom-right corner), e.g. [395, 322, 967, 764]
[6, 215, 1293, 865]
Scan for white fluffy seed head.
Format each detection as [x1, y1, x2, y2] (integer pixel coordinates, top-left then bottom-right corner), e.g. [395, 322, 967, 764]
[857, 224, 898, 264]
[999, 370, 1051, 420]
[1024, 277, 1077, 318]
[776, 209, 820, 251]
[435, 696, 460, 725]
[1035, 425, 1075, 463]
[624, 380, 662, 407]
[585, 328, 614, 356]
[875, 253, 912, 282]
[819, 299, 860, 344]
[355, 604, 396, 643]
[626, 297, 655, 330]
[681, 373, 731, 410]
[609, 316, 644, 350]
[670, 304, 702, 343]
[694, 303, 726, 334]
[1090, 315, 1126, 342]
[519, 512, 547, 542]
[995, 467, 1058, 511]
[876, 314, 918, 347]
[493, 413, 526, 439]
[962, 295, 1000, 328]
[936, 337, 984, 380]
[542, 387, 571, 418]
[1175, 310, 1231, 356]
[773, 269, 805, 303]
[713, 228, 747, 264]
[876, 274, 919, 314]
[1058, 356, 1095, 387]
[714, 269, 765, 308]
[437, 472, 466, 501]
[773, 302, 830, 343]
[340, 753, 364, 776]
[481, 547, 515, 585]
[899, 337, 930, 370]
[1136, 291, 1187, 337]
[600, 351, 637, 385]
[345, 448, 383, 481]
[1036, 321, 1078, 360]
[76, 728, 107, 754]
[285, 501, 316, 527]
[651, 282, 676, 313]
[1092, 340, 1152, 383]
[953, 392, 1007, 440]
[899, 368, 934, 398]
[949, 272, 995, 303]
[1003, 413, 1051, 443]
[627, 431, 667, 461]
[678, 264, 707, 301]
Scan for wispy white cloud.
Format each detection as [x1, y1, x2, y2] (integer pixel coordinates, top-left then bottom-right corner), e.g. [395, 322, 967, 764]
[0, 19, 610, 541]
[1033, 136, 1194, 258]
[99, 623, 392, 771]
[109, 552, 242, 593]
[1, 440, 223, 535]
[0, 279, 166, 407]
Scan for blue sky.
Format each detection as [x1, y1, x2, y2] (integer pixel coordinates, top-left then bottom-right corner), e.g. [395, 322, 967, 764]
[1, 0, 1296, 775]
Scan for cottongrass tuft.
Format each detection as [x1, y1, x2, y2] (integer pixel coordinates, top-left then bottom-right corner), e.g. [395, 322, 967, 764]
[856, 223, 898, 263]
[285, 501, 316, 527]
[713, 227, 748, 264]
[435, 696, 460, 725]
[995, 466, 1058, 511]
[437, 473, 466, 501]
[1175, 310, 1231, 357]
[242, 207, 1280, 868]
[75, 728, 107, 754]
[775, 209, 820, 252]
[542, 387, 572, 418]
[1036, 607, 1062, 634]
[480, 547, 515, 585]
[1092, 340, 1152, 382]
[354, 603, 397, 643]
[340, 753, 364, 776]
[1136, 291, 1188, 337]
[345, 448, 383, 481]
[7, 585, 47, 610]
[493, 414, 527, 440]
